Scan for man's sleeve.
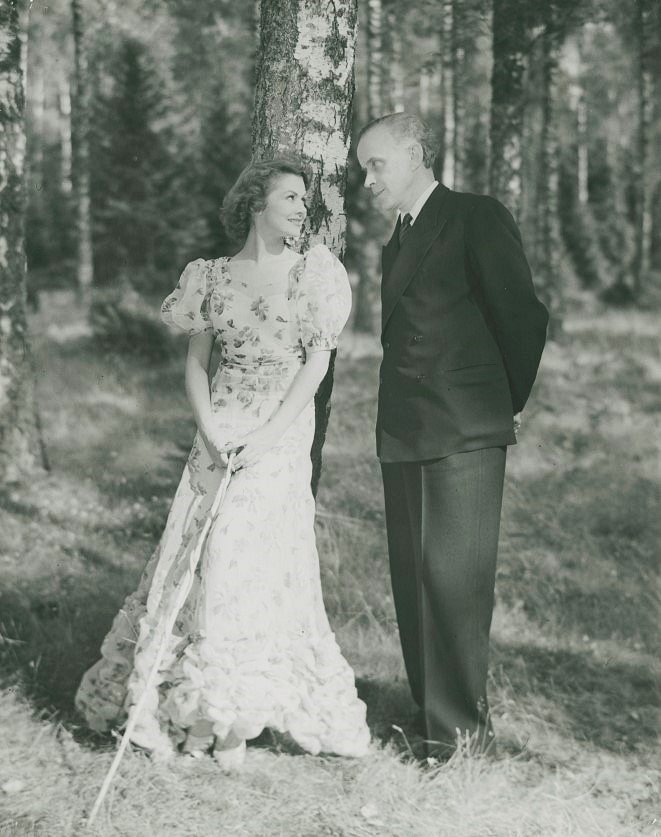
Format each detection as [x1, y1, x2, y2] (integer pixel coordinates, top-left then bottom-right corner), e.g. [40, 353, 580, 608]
[466, 196, 549, 414]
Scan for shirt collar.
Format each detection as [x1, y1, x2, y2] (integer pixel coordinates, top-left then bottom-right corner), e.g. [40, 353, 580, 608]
[399, 180, 439, 224]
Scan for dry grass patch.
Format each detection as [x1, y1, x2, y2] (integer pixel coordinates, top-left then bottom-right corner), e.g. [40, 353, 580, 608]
[1, 302, 659, 835]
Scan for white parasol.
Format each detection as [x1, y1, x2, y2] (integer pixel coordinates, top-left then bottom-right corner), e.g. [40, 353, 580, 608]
[86, 453, 236, 828]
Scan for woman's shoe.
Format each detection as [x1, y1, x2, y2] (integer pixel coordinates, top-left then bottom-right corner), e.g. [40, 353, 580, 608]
[181, 731, 214, 758]
[213, 739, 246, 772]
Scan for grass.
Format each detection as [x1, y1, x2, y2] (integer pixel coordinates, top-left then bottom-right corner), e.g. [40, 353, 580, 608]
[1, 295, 659, 835]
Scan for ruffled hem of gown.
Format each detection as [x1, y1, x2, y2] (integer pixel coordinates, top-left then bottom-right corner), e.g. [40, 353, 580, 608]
[75, 593, 370, 759]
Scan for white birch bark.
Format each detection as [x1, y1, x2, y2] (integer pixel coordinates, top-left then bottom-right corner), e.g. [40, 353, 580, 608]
[252, 0, 357, 493]
[253, 0, 357, 257]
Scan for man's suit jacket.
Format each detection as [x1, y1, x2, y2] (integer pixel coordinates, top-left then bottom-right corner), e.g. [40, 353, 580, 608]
[377, 183, 549, 463]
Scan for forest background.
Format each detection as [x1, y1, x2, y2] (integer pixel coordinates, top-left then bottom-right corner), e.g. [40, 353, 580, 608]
[1, 0, 660, 834]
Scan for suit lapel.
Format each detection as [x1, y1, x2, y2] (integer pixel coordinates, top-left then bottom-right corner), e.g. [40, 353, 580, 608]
[381, 185, 451, 332]
[381, 216, 400, 288]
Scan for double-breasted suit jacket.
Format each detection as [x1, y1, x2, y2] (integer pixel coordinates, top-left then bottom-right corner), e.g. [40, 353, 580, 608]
[377, 183, 549, 463]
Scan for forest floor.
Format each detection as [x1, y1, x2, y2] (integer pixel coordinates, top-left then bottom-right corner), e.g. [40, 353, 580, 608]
[1, 295, 659, 836]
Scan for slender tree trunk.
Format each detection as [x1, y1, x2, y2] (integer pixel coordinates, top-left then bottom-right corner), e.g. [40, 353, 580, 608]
[58, 75, 73, 194]
[441, 0, 455, 187]
[451, 0, 467, 191]
[576, 92, 588, 205]
[71, 0, 94, 309]
[351, 0, 381, 334]
[30, 63, 45, 173]
[419, 67, 431, 118]
[573, 29, 589, 208]
[366, 0, 382, 120]
[535, 21, 562, 332]
[252, 0, 357, 495]
[605, 136, 633, 287]
[632, 0, 654, 294]
[388, 13, 405, 113]
[0, 0, 45, 482]
[489, 0, 528, 218]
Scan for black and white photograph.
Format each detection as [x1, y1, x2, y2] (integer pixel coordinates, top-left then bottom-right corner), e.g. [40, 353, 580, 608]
[0, 0, 659, 833]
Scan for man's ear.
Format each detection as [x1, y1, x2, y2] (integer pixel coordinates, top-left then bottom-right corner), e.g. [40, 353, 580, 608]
[409, 141, 424, 169]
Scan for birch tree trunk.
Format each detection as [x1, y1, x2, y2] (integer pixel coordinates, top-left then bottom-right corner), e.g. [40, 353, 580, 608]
[71, 0, 94, 310]
[252, 0, 357, 495]
[489, 0, 528, 218]
[0, 0, 44, 482]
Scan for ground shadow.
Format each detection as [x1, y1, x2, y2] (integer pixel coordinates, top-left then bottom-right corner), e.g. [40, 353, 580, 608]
[0, 569, 138, 731]
[492, 639, 659, 755]
[356, 676, 425, 757]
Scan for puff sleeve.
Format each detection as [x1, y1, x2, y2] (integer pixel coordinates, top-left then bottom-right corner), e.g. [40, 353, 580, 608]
[296, 244, 352, 351]
[160, 259, 214, 335]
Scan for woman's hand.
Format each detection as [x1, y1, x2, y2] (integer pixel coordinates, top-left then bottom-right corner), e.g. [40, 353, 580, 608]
[200, 428, 232, 468]
[221, 422, 282, 471]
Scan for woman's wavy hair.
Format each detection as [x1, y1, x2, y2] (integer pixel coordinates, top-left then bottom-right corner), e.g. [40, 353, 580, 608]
[221, 157, 311, 244]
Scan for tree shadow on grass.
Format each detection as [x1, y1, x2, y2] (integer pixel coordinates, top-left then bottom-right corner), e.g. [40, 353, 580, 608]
[355, 676, 425, 757]
[355, 636, 659, 761]
[491, 640, 660, 755]
[0, 567, 139, 740]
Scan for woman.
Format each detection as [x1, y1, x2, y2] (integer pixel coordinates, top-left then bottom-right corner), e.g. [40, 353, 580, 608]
[75, 158, 370, 768]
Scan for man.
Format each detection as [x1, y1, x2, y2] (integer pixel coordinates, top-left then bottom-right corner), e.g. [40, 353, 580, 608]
[356, 113, 548, 758]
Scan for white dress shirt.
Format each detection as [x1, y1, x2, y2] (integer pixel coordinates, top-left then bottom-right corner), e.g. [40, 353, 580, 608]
[399, 180, 439, 225]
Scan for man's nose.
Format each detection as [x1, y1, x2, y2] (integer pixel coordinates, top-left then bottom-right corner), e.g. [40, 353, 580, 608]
[364, 171, 375, 188]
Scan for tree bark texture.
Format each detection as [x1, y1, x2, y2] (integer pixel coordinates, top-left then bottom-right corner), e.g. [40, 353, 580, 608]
[252, 0, 357, 496]
[71, 0, 94, 308]
[489, 0, 528, 218]
[0, 0, 43, 482]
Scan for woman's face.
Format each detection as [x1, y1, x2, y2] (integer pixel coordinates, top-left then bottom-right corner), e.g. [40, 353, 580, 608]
[256, 173, 307, 240]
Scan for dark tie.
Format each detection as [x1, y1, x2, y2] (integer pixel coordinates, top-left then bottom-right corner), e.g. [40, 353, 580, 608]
[398, 212, 413, 247]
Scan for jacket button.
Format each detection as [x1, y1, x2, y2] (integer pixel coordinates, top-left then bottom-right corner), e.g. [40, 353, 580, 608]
[416, 374, 425, 382]
[384, 341, 390, 349]
[410, 335, 423, 345]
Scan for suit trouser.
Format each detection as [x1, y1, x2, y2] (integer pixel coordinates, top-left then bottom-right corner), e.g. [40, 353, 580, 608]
[381, 446, 506, 756]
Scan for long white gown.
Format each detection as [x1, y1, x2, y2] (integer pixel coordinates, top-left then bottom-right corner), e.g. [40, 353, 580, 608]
[75, 244, 370, 759]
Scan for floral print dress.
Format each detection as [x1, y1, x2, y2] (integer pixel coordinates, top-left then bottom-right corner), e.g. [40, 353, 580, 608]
[75, 244, 370, 759]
